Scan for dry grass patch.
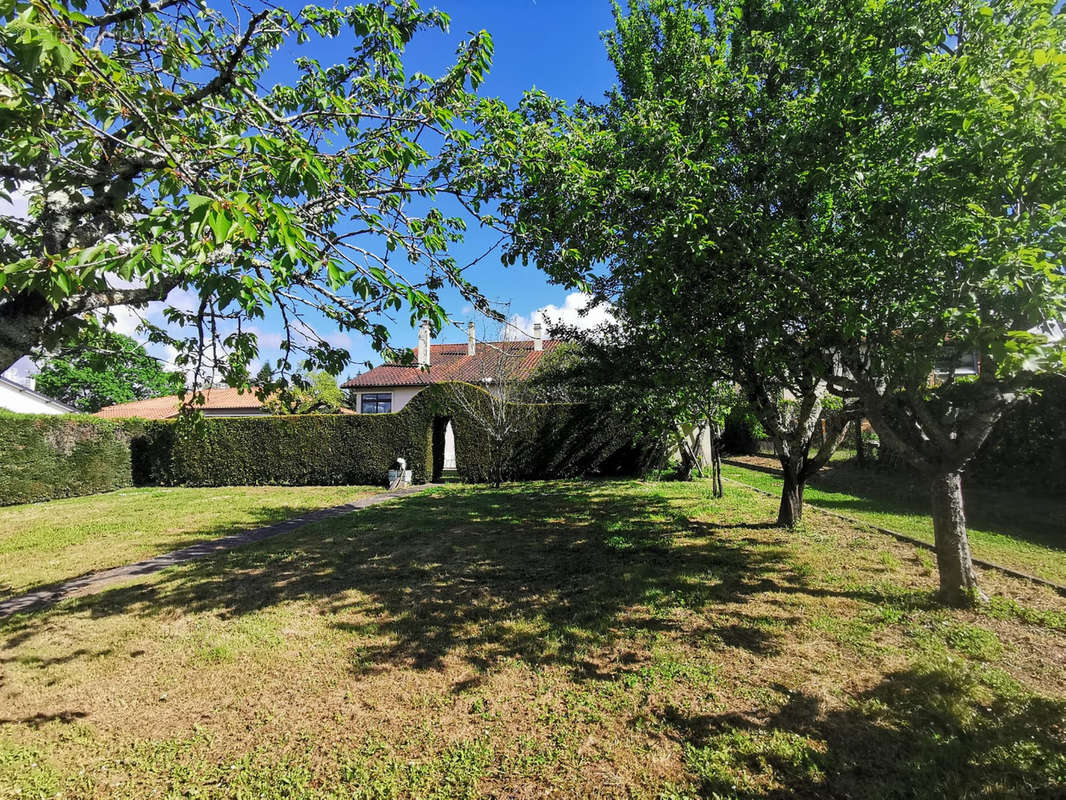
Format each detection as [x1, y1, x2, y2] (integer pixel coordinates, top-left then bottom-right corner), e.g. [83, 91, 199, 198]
[0, 480, 1063, 798]
[0, 485, 381, 599]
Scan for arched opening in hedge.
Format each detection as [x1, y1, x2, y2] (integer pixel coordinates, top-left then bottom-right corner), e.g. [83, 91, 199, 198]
[431, 415, 454, 482]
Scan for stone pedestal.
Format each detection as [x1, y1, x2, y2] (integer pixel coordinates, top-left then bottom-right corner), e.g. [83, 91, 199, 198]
[387, 469, 412, 490]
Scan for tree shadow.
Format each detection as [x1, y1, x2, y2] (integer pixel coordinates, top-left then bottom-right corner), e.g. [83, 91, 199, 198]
[660, 663, 1066, 798]
[725, 457, 1066, 554]
[1, 482, 832, 678]
[0, 500, 379, 606]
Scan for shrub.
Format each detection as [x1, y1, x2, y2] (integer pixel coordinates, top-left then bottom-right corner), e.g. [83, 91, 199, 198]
[448, 391, 653, 484]
[0, 412, 144, 505]
[135, 405, 434, 487]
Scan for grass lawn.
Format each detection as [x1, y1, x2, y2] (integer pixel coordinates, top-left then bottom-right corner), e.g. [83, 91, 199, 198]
[0, 480, 1063, 798]
[721, 455, 1066, 586]
[0, 485, 381, 600]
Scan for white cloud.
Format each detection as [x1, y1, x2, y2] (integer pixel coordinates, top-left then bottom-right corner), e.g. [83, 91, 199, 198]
[0, 185, 30, 220]
[509, 292, 614, 339]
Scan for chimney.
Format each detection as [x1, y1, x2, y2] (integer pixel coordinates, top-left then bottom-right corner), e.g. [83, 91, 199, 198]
[467, 321, 476, 356]
[533, 322, 543, 352]
[417, 320, 431, 367]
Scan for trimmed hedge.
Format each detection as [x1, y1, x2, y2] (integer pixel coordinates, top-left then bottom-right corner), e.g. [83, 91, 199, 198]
[448, 393, 651, 483]
[134, 383, 651, 488]
[0, 384, 651, 500]
[134, 404, 434, 487]
[0, 412, 144, 506]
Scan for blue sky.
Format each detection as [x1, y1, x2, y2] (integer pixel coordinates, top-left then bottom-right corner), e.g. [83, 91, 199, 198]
[238, 0, 622, 378]
[1, 1, 622, 386]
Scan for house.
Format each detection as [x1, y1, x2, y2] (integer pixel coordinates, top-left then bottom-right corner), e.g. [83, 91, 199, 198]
[95, 386, 359, 420]
[342, 321, 559, 470]
[341, 321, 559, 414]
[0, 374, 77, 415]
[95, 387, 271, 420]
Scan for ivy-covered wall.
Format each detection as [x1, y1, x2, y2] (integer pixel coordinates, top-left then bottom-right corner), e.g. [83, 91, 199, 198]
[0, 412, 145, 506]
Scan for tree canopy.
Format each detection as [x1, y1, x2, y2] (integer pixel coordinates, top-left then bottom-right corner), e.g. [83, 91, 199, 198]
[1, 0, 514, 389]
[491, 0, 1066, 605]
[33, 326, 184, 411]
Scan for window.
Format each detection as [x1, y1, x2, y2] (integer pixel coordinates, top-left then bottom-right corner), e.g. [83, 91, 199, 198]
[360, 393, 392, 414]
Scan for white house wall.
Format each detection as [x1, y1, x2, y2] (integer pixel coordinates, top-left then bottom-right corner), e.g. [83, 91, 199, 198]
[0, 381, 70, 415]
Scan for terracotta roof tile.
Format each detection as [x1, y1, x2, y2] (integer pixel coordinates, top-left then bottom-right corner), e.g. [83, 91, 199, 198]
[342, 340, 559, 389]
[95, 387, 266, 419]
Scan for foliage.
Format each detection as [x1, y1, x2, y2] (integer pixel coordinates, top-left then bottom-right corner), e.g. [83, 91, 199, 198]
[134, 383, 650, 487]
[531, 320, 736, 491]
[491, 0, 858, 524]
[0, 411, 143, 505]
[0, 0, 515, 389]
[722, 402, 767, 455]
[491, 0, 1065, 602]
[135, 403, 432, 488]
[261, 371, 346, 414]
[32, 326, 183, 412]
[443, 319, 540, 487]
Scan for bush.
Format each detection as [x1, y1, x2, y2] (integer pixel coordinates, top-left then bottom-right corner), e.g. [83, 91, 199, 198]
[0, 412, 144, 505]
[134, 383, 653, 488]
[969, 374, 1066, 496]
[135, 400, 436, 487]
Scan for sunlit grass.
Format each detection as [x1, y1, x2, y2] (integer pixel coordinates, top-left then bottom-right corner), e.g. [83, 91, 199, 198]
[0, 480, 1062, 798]
[0, 485, 380, 598]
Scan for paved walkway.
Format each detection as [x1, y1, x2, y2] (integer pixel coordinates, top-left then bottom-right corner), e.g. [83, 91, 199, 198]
[0, 485, 428, 619]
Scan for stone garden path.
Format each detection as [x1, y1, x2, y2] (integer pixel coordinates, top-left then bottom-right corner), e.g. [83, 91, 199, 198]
[0, 485, 429, 619]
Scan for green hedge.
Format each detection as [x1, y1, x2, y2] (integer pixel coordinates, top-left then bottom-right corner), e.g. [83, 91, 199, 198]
[135, 383, 651, 488]
[0, 412, 144, 506]
[448, 393, 651, 483]
[135, 391, 438, 487]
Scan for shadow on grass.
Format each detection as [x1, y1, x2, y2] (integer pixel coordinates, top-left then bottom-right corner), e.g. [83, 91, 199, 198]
[0, 500, 374, 605]
[2, 482, 825, 675]
[725, 458, 1066, 554]
[662, 661, 1066, 799]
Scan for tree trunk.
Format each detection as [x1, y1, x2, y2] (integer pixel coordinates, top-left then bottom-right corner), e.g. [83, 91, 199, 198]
[709, 432, 723, 499]
[854, 420, 866, 467]
[777, 461, 805, 527]
[929, 471, 986, 607]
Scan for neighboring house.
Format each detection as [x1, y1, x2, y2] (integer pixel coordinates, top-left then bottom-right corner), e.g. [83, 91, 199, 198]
[95, 387, 271, 420]
[342, 321, 558, 414]
[95, 387, 358, 419]
[342, 321, 558, 470]
[0, 374, 77, 415]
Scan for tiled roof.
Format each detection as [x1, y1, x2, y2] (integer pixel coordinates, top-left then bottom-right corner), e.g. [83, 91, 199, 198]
[96, 387, 358, 419]
[343, 340, 559, 388]
[95, 387, 266, 419]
